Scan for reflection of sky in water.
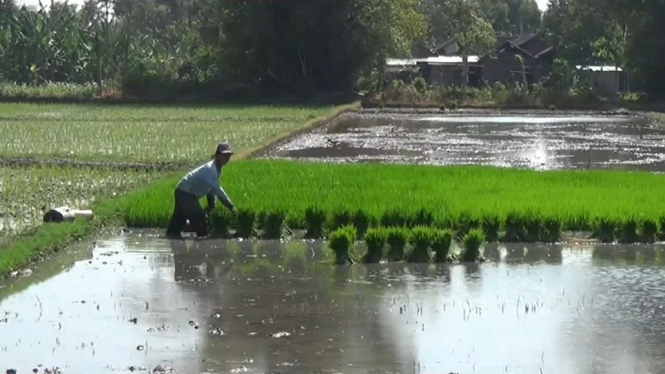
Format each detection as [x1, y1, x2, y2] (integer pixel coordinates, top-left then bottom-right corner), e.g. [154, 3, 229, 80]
[3, 236, 665, 374]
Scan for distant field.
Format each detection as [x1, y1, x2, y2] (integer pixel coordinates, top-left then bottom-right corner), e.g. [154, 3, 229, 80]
[0, 103, 334, 163]
[0, 165, 156, 242]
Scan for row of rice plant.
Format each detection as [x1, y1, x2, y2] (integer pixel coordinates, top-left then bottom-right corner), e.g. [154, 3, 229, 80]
[192, 203, 665, 245]
[119, 160, 665, 239]
[328, 226, 485, 264]
[0, 104, 334, 163]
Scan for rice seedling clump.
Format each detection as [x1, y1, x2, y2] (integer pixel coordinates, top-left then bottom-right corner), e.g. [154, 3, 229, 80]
[461, 229, 485, 262]
[328, 225, 358, 265]
[304, 206, 327, 239]
[362, 228, 387, 264]
[407, 226, 433, 263]
[431, 229, 453, 263]
[386, 227, 410, 261]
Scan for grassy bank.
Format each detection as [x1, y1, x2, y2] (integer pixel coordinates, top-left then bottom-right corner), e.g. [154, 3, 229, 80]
[0, 102, 360, 278]
[116, 160, 665, 244]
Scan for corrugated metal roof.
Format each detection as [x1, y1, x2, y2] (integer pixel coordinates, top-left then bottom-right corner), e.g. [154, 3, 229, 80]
[576, 65, 623, 72]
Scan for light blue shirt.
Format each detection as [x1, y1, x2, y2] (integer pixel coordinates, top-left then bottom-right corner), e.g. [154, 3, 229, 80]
[176, 161, 232, 207]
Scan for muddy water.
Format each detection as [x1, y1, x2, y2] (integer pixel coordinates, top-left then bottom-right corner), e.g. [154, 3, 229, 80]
[2, 232, 665, 373]
[264, 111, 665, 171]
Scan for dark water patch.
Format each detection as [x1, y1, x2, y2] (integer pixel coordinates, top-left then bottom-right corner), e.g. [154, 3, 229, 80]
[2, 232, 665, 373]
[262, 112, 665, 171]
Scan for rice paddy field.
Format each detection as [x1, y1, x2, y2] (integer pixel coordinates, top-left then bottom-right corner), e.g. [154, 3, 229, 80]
[0, 103, 333, 163]
[0, 103, 340, 247]
[118, 159, 665, 245]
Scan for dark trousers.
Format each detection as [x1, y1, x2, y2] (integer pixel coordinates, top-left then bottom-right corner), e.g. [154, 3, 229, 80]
[166, 188, 209, 237]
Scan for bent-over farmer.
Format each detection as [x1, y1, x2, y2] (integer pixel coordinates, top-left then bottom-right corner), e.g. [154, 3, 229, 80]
[166, 142, 237, 238]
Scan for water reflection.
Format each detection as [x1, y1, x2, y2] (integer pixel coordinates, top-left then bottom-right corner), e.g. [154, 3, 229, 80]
[4, 234, 665, 373]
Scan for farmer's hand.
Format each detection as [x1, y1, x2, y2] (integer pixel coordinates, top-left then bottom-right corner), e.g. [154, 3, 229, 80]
[205, 205, 214, 216]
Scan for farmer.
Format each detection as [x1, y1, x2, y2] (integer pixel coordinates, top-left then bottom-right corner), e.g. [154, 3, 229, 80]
[166, 142, 237, 239]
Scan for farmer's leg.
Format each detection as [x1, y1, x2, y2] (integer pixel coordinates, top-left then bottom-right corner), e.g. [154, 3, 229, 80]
[166, 189, 190, 237]
[188, 200, 210, 237]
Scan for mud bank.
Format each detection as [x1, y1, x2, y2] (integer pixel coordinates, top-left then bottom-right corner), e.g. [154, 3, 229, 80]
[2, 231, 665, 373]
[259, 110, 665, 171]
[0, 157, 187, 172]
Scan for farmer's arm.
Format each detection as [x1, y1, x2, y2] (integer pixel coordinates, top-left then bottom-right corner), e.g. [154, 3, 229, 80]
[206, 191, 216, 211]
[207, 172, 234, 210]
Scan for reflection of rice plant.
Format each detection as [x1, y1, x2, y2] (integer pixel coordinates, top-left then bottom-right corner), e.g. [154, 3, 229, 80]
[461, 229, 485, 262]
[407, 226, 433, 263]
[639, 218, 658, 244]
[261, 210, 287, 239]
[353, 209, 371, 238]
[386, 227, 410, 261]
[234, 209, 256, 239]
[304, 206, 327, 239]
[592, 217, 617, 243]
[362, 228, 387, 264]
[328, 225, 357, 265]
[432, 229, 453, 263]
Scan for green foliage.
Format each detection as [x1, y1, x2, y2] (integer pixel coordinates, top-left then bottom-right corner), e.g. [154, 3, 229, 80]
[407, 226, 433, 263]
[431, 229, 453, 263]
[260, 210, 287, 239]
[234, 209, 256, 239]
[639, 219, 658, 244]
[593, 217, 618, 243]
[461, 228, 485, 262]
[363, 228, 388, 264]
[304, 206, 327, 239]
[328, 226, 358, 265]
[386, 227, 410, 261]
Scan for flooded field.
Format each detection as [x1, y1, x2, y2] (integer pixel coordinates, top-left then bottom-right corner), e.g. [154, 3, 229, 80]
[2, 231, 665, 373]
[262, 110, 665, 171]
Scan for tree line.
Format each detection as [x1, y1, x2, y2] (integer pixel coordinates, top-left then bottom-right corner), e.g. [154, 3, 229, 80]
[0, 0, 663, 99]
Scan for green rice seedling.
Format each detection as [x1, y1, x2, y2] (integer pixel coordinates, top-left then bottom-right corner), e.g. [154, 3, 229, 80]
[618, 217, 640, 244]
[411, 208, 435, 227]
[542, 217, 563, 243]
[208, 209, 233, 239]
[658, 217, 665, 241]
[381, 209, 409, 228]
[304, 206, 327, 239]
[461, 229, 485, 262]
[639, 218, 658, 244]
[431, 229, 453, 263]
[260, 210, 287, 239]
[329, 208, 354, 231]
[481, 215, 500, 243]
[592, 217, 618, 243]
[502, 212, 525, 242]
[234, 209, 256, 239]
[524, 213, 543, 243]
[362, 228, 388, 264]
[386, 227, 410, 261]
[407, 226, 433, 263]
[328, 225, 358, 265]
[454, 213, 480, 241]
[353, 209, 371, 239]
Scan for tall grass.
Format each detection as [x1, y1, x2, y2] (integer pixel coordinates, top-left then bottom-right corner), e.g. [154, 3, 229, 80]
[119, 160, 665, 245]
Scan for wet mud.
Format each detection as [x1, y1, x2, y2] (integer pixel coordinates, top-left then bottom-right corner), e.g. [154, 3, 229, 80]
[260, 110, 665, 171]
[2, 231, 665, 373]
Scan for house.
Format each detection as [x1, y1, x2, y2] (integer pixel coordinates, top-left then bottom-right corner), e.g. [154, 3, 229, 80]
[574, 65, 628, 96]
[479, 33, 554, 86]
